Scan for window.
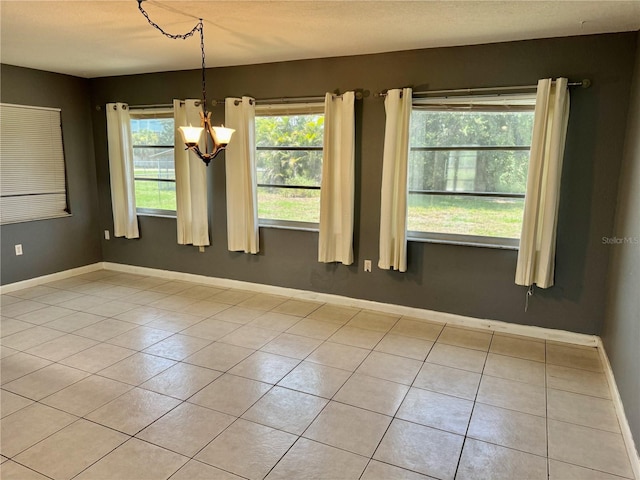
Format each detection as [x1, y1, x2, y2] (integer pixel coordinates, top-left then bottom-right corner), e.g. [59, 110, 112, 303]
[130, 108, 175, 215]
[0, 103, 69, 224]
[408, 94, 536, 247]
[255, 103, 324, 228]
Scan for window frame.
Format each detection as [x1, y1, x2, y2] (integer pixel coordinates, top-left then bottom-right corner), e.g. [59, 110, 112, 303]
[407, 93, 536, 249]
[129, 107, 176, 217]
[254, 102, 325, 229]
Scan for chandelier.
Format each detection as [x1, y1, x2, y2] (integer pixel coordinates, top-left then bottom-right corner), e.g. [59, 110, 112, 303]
[137, 0, 234, 166]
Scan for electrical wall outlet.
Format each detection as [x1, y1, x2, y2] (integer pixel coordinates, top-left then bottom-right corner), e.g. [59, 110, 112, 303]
[364, 259, 372, 272]
[104, 230, 110, 240]
[15, 244, 23, 256]
[199, 246, 205, 253]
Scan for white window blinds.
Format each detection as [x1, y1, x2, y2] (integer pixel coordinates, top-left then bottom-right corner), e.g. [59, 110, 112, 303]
[0, 103, 69, 224]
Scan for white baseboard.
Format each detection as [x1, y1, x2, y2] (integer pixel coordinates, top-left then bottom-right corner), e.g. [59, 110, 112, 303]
[103, 262, 598, 346]
[0, 263, 103, 294]
[597, 338, 640, 480]
[0, 260, 599, 347]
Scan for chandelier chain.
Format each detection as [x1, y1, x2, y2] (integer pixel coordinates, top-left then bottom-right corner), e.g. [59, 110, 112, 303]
[137, 0, 232, 165]
[200, 26, 207, 115]
[137, 0, 201, 40]
[137, 0, 208, 114]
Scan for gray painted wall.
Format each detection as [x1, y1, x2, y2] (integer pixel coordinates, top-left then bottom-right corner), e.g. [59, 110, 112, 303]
[89, 32, 637, 335]
[602, 32, 640, 452]
[1, 65, 102, 284]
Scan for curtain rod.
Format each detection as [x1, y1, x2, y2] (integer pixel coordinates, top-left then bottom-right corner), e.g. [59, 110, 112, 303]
[108, 98, 320, 110]
[96, 101, 194, 111]
[234, 95, 323, 106]
[128, 103, 177, 109]
[128, 100, 201, 109]
[235, 89, 370, 106]
[99, 90, 370, 110]
[375, 79, 591, 98]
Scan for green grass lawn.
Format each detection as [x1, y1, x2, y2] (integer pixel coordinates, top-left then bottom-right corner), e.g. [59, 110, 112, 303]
[259, 190, 523, 239]
[134, 180, 176, 211]
[408, 195, 524, 238]
[258, 189, 321, 223]
[134, 180, 523, 239]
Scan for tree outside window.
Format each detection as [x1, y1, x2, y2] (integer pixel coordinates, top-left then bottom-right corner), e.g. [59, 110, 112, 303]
[255, 112, 324, 225]
[409, 96, 535, 243]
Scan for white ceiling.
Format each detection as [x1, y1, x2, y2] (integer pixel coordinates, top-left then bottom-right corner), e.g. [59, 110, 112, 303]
[1, 0, 639, 78]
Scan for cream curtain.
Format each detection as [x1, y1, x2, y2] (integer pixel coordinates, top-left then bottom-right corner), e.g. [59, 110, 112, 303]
[516, 78, 570, 288]
[174, 99, 210, 247]
[106, 102, 139, 239]
[378, 88, 412, 272]
[318, 91, 355, 264]
[225, 97, 259, 254]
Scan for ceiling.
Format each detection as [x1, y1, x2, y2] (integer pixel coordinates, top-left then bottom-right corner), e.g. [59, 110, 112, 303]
[1, 1, 639, 79]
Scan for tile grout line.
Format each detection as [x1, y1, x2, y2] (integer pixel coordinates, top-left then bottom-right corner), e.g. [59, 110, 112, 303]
[357, 320, 445, 479]
[166, 302, 356, 478]
[545, 339, 550, 480]
[273, 307, 384, 478]
[452, 329, 494, 480]
[261, 310, 402, 479]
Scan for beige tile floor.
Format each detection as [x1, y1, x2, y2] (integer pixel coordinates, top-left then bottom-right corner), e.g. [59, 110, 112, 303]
[0, 269, 636, 480]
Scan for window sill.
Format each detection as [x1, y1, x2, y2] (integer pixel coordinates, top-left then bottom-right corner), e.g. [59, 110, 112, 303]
[407, 232, 519, 250]
[258, 220, 319, 233]
[136, 211, 176, 219]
